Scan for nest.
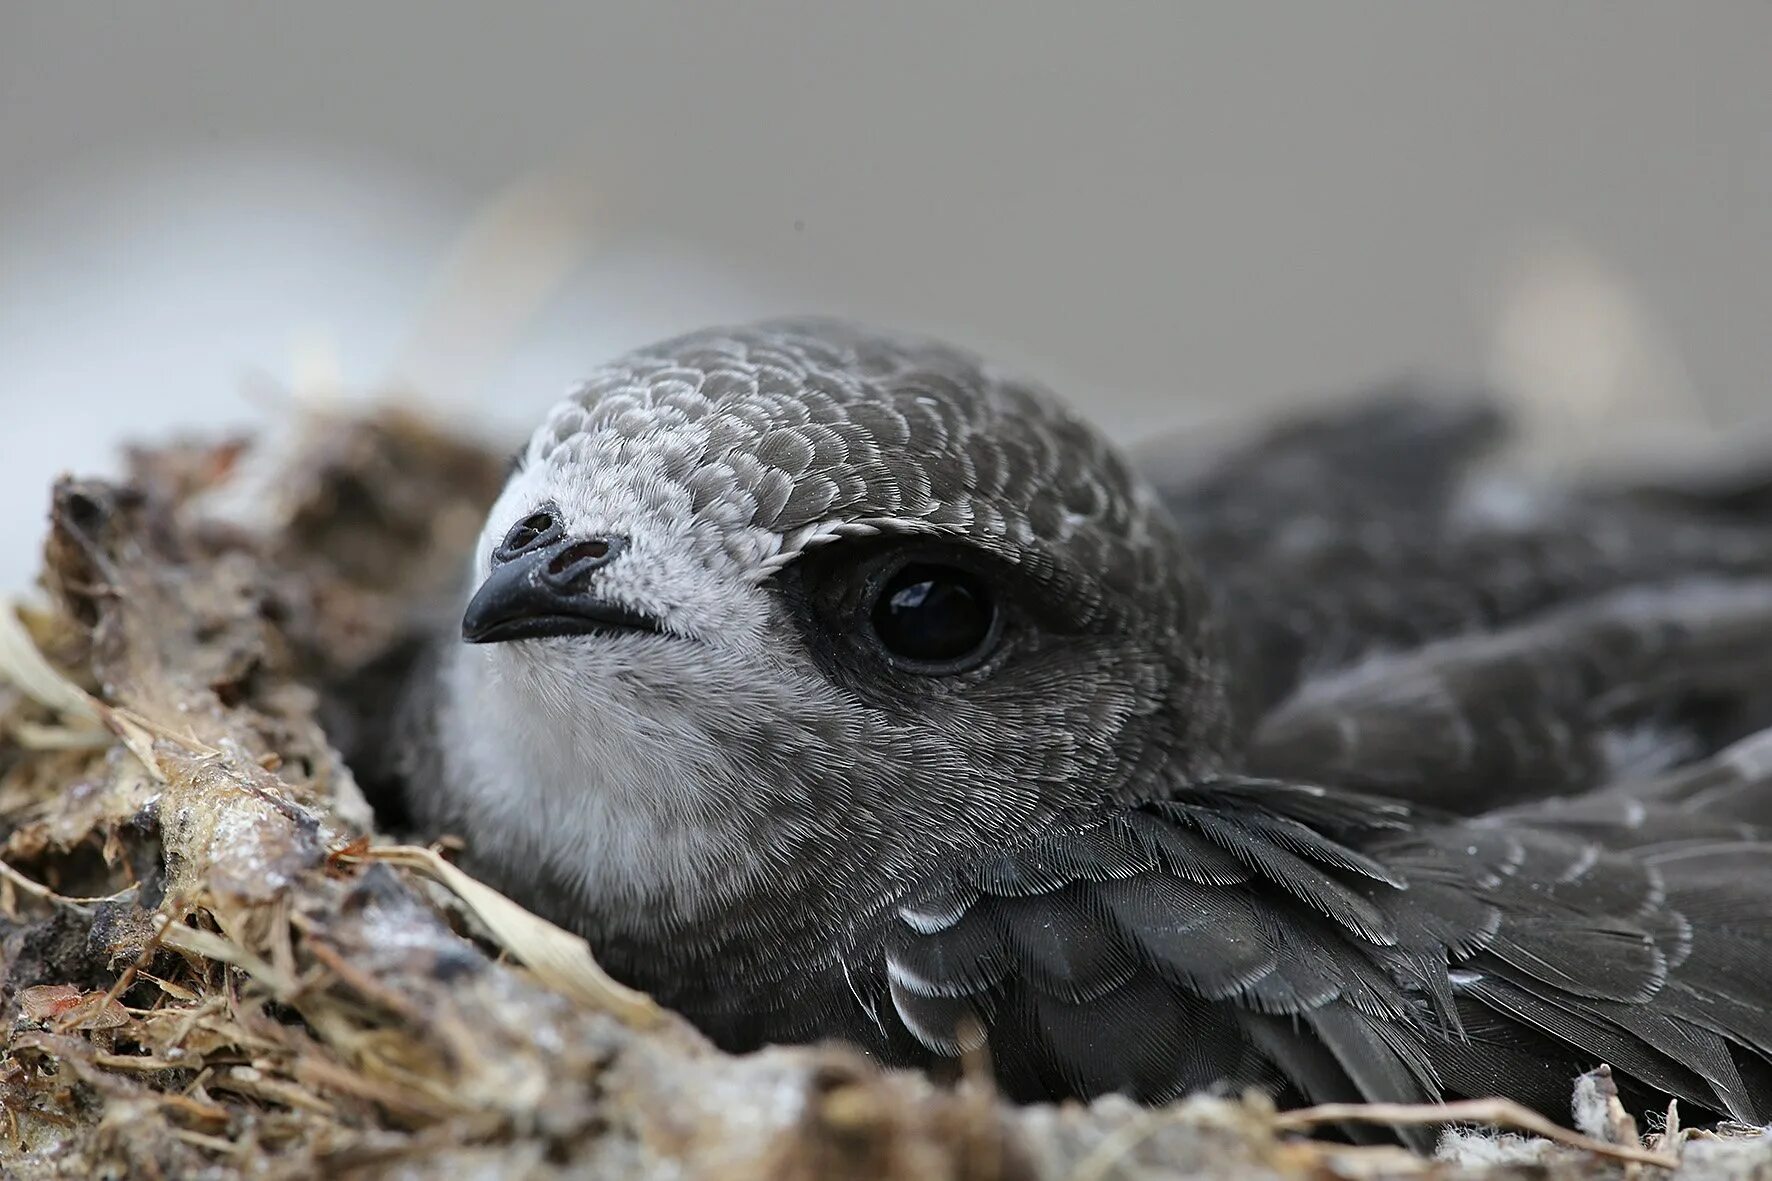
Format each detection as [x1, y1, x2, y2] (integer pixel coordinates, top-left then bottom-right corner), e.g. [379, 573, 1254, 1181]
[0, 404, 1764, 1179]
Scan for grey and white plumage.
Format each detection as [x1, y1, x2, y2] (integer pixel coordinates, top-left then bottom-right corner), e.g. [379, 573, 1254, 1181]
[361, 318, 1772, 1131]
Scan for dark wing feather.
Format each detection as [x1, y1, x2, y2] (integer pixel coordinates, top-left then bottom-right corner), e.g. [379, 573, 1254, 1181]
[884, 904, 1009, 997]
[1031, 974, 1256, 1102]
[1251, 580, 1772, 813]
[1093, 875, 1281, 1000]
[1172, 803, 1400, 943]
[1140, 387, 1504, 542]
[1148, 391, 1772, 716]
[1602, 440, 1772, 519]
[869, 755, 1772, 1132]
[1386, 763, 1772, 1125]
[877, 786, 1446, 1123]
[997, 886, 1140, 1002]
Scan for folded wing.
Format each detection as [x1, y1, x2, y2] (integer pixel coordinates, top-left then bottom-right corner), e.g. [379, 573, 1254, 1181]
[873, 765, 1772, 1130]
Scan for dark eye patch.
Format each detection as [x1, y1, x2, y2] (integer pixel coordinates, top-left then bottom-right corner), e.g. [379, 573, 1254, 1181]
[783, 535, 1099, 681]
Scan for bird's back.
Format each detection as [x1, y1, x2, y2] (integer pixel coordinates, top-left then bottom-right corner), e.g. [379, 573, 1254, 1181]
[1148, 391, 1772, 812]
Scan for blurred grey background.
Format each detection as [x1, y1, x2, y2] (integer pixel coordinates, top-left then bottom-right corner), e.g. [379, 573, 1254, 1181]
[3, 3, 1770, 587]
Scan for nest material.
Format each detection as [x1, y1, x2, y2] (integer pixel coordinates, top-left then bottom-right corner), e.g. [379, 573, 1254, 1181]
[0, 406, 1765, 1180]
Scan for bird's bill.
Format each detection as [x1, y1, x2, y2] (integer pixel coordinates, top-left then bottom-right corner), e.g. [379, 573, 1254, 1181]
[461, 543, 665, 644]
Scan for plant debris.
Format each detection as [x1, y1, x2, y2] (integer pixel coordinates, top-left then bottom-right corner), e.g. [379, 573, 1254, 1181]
[2, 404, 1769, 1179]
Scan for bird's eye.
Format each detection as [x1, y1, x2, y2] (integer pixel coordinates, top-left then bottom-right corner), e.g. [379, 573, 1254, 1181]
[496, 508, 560, 561]
[868, 562, 1000, 673]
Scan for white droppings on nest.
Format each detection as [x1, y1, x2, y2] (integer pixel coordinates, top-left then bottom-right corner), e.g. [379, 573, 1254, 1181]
[1570, 1069, 1615, 1142]
[199, 801, 303, 892]
[1435, 1129, 1560, 1167]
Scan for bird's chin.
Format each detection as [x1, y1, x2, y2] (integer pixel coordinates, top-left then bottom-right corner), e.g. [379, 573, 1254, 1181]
[486, 625, 674, 648]
[468, 618, 662, 645]
[468, 632, 682, 700]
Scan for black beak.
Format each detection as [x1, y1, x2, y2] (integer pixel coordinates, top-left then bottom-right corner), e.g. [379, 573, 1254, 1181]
[461, 534, 665, 644]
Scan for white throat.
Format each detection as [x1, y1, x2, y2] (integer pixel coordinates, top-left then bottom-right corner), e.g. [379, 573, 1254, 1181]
[434, 637, 777, 929]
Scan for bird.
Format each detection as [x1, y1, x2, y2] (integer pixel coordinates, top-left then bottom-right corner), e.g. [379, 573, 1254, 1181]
[360, 318, 1772, 1132]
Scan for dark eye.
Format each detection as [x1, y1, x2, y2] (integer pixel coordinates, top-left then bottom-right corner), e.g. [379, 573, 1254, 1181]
[869, 562, 1000, 673]
[496, 508, 560, 561]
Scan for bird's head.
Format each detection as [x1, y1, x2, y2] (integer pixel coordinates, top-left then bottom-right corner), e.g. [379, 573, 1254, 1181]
[437, 320, 1231, 930]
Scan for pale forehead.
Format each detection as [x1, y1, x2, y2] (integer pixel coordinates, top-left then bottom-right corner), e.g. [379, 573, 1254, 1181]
[525, 320, 1150, 564]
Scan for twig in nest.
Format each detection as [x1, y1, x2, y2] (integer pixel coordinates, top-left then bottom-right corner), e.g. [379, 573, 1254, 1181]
[0, 597, 189, 780]
[0, 600, 106, 728]
[5, 720, 113, 750]
[1273, 1099, 1680, 1169]
[171, 1128, 246, 1156]
[337, 844, 664, 1030]
[152, 915, 299, 999]
[301, 936, 433, 1029]
[290, 1053, 464, 1125]
[209, 1065, 338, 1118]
[1065, 1106, 1193, 1181]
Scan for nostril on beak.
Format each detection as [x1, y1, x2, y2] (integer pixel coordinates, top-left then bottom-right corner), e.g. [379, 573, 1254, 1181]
[540, 536, 628, 592]
[496, 509, 563, 561]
